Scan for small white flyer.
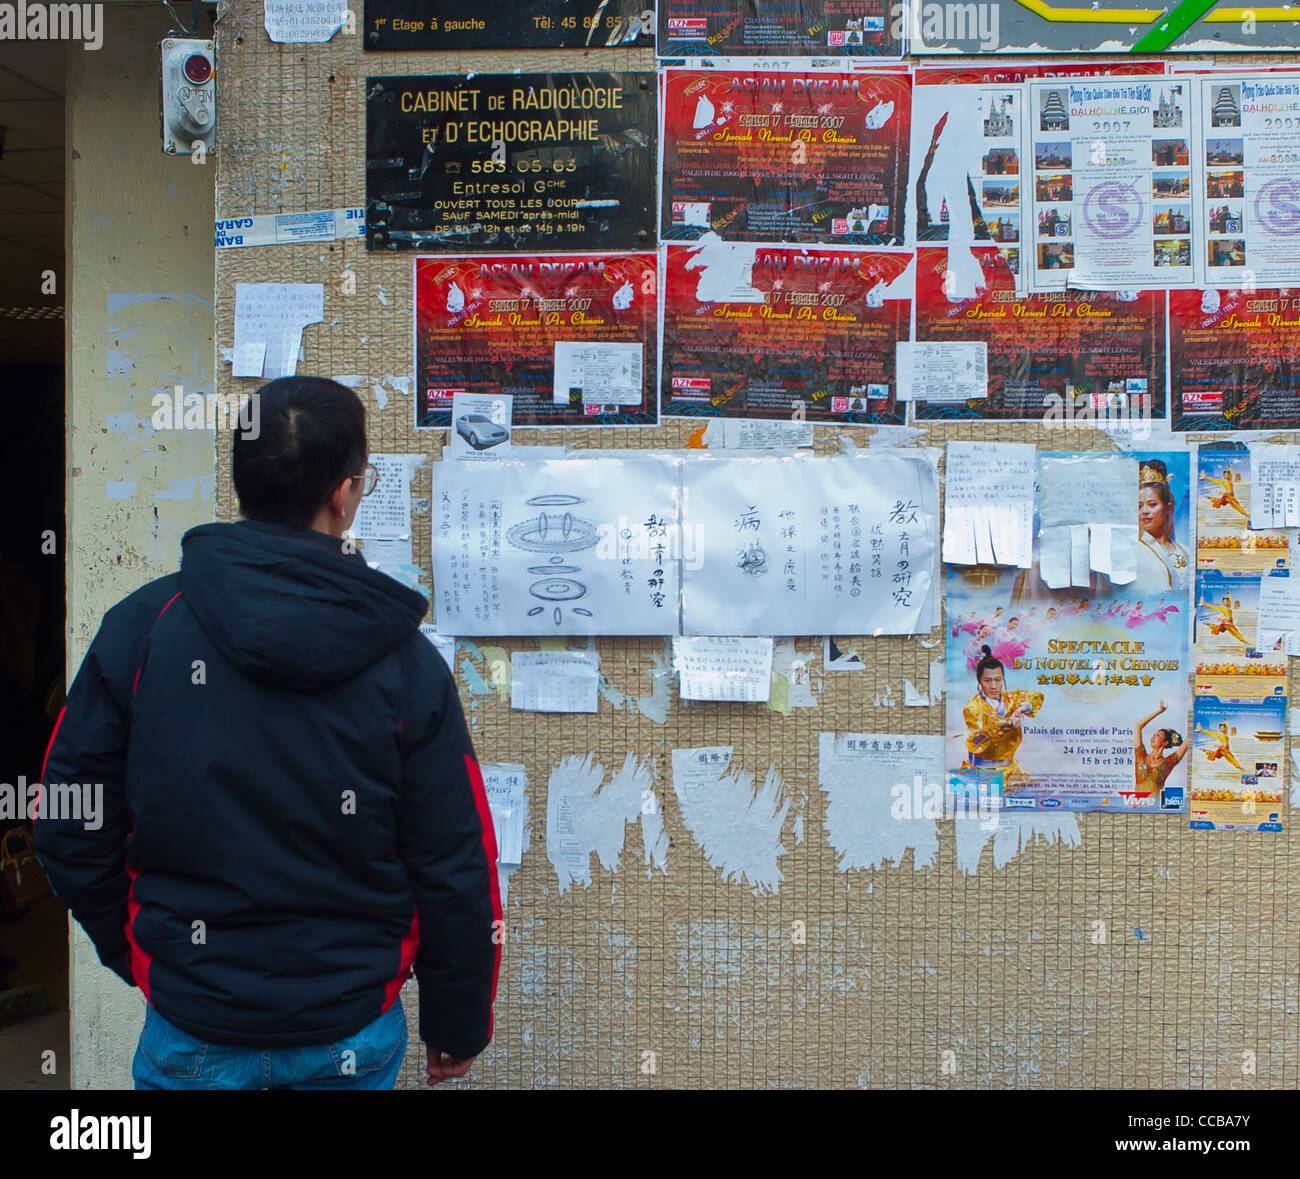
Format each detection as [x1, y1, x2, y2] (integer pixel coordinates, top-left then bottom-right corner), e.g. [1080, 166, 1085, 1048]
[511, 651, 600, 713]
[553, 342, 643, 406]
[448, 392, 513, 460]
[673, 636, 774, 702]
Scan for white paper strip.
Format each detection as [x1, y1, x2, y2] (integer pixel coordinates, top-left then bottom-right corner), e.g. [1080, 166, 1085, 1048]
[215, 207, 364, 248]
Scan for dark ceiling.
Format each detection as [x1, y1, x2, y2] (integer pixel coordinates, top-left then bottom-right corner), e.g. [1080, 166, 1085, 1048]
[0, 41, 65, 367]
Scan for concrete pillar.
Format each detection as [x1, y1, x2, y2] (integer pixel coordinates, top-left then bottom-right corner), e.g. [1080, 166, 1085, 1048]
[65, 6, 215, 1088]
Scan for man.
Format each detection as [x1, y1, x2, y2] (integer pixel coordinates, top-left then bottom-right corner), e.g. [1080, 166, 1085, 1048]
[35, 376, 500, 1089]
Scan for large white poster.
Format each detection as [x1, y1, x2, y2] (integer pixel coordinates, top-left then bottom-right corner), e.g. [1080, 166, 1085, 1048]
[1028, 78, 1199, 290]
[432, 456, 681, 636]
[680, 454, 939, 636]
[1199, 74, 1300, 287]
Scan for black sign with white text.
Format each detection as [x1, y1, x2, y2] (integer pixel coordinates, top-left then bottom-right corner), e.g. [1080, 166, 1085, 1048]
[365, 73, 657, 253]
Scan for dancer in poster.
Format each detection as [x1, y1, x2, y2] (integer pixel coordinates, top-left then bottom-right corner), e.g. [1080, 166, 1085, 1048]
[1133, 699, 1189, 793]
[1197, 720, 1244, 772]
[992, 615, 1029, 663]
[1202, 468, 1248, 519]
[1201, 591, 1247, 646]
[1140, 600, 1181, 626]
[963, 621, 995, 672]
[960, 645, 1044, 783]
[1137, 459, 1192, 592]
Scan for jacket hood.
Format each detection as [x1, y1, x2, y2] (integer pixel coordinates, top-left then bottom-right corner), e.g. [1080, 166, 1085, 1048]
[179, 520, 428, 692]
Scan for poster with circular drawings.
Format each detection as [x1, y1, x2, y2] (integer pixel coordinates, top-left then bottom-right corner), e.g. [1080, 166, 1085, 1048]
[433, 457, 681, 635]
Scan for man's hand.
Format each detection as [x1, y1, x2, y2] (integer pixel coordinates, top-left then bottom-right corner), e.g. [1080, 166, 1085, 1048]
[426, 1047, 475, 1086]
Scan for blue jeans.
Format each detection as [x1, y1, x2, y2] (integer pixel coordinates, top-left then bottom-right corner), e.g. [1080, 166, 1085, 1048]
[133, 1001, 408, 1090]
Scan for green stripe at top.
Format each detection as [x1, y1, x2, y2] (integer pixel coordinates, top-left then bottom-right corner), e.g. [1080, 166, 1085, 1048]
[1131, 0, 1224, 51]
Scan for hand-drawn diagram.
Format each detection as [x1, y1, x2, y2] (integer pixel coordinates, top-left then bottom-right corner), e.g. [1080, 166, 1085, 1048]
[508, 494, 601, 627]
[433, 456, 680, 636]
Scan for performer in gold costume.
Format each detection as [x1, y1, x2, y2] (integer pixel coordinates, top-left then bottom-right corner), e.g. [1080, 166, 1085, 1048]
[1196, 721, 1244, 772]
[1202, 468, 1248, 519]
[1200, 592, 1246, 646]
[961, 646, 1043, 785]
[1133, 699, 1188, 794]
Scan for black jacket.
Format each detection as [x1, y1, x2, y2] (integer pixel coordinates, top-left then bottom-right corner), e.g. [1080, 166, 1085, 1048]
[35, 520, 500, 1056]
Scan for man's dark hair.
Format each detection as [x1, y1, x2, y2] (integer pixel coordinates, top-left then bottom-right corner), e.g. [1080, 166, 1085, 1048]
[232, 377, 367, 528]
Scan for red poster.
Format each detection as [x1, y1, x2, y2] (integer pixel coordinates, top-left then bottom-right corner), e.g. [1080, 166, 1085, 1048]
[912, 246, 1166, 421]
[661, 242, 911, 423]
[414, 252, 658, 428]
[660, 69, 911, 245]
[1170, 288, 1300, 431]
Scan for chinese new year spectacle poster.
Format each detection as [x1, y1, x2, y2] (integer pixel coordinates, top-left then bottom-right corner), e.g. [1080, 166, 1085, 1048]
[946, 452, 1193, 814]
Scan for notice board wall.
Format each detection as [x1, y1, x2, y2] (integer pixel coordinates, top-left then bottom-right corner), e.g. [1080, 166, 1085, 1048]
[213, 3, 1299, 1088]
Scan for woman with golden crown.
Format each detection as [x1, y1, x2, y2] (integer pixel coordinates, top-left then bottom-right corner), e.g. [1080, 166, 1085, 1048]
[1136, 458, 1191, 592]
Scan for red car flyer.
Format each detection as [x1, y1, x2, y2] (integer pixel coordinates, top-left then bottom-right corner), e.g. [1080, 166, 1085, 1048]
[661, 69, 911, 245]
[912, 245, 1166, 421]
[661, 241, 912, 424]
[414, 252, 658, 428]
[1170, 287, 1300, 431]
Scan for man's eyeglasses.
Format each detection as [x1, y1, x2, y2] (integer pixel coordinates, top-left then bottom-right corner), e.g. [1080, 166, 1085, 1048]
[351, 462, 380, 497]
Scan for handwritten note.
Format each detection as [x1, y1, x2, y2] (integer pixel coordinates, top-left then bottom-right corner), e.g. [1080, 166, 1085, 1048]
[263, 0, 348, 43]
[481, 763, 527, 866]
[1249, 443, 1300, 529]
[1039, 454, 1138, 588]
[1069, 522, 1091, 588]
[680, 453, 940, 637]
[942, 441, 1035, 568]
[232, 340, 266, 377]
[673, 636, 774, 702]
[1040, 454, 1136, 528]
[232, 283, 324, 379]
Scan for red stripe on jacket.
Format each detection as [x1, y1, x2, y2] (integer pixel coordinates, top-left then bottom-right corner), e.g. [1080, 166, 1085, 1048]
[124, 857, 149, 1000]
[34, 706, 67, 825]
[383, 907, 420, 1012]
[120, 590, 180, 997]
[463, 753, 503, 1041]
